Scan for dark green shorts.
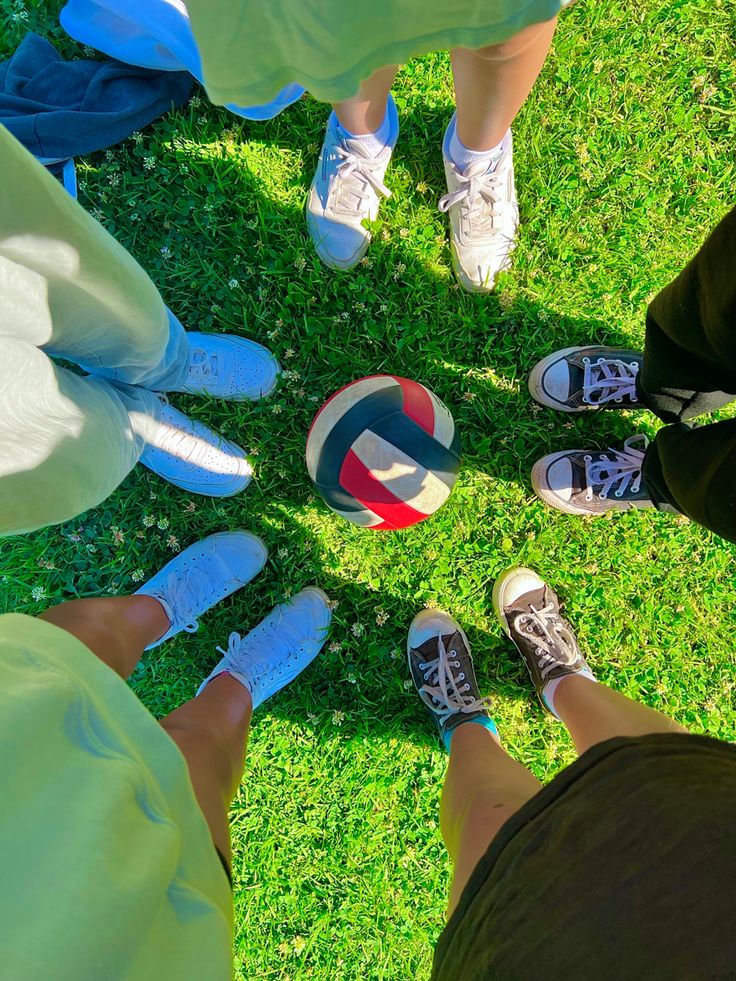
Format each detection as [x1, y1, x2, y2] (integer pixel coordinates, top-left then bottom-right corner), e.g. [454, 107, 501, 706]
[433, 733, 736, 981]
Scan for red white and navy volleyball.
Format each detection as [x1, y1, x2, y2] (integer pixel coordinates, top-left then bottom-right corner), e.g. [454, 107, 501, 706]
[306, 376, 461, 530]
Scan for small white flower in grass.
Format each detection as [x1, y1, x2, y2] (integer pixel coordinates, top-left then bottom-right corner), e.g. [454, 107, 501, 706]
[143, 514, 155, 528]
[284, 348, 295, 360]
[277, 546, 288, 560]
[210, 303, 221, 313]
[339, 311, 350, 321]
[86, 544, 97, 554]
[108, 173, 120, 188]
[307, 711, 318, 723]
[294, 255, 306, 272]
[228, 278, 239, 289]
[309, 395, 320, 403]
[292, 936, 306, 955]
[416, 181, 429, 194]
[92, 209, 105, 222]
[403, 679, 413, 690]
[390, 649, 399, 660]
[328, 641, 342, 654]
[332, 709, 345, 727]
[272, 403, 283, 415]
[399, 228, 410, 239]
[160, 246, 172, 259]
[379, 303, 388, 314]
[31, 586, 46, 602]
[351, 622, 364, 638]
[111, 527, 125, 545]
[67, 532, 82, 543]
[277, 942, 290, 958]
[347, 672, 357, 685]
[190, 94, 203, 109]
[131, 569, 145, 583]
[157, 517, 170, 531]
[537, 309, 549, 323]
[130, 213, 140, 222]
[167, 535, 180, 552]
[297, 387, 306, 398]
[143, 156, 156, 171]
[375, 609, 388, 626]
[132, 131, 143, 144]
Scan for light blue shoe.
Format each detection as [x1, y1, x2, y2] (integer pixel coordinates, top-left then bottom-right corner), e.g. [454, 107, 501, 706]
[138, 397, 252, 497]
[135, 531, 268, 649]
[198, 587, 332, 708]
[176, 333, 281, 401]
[307, 95, 399, 270]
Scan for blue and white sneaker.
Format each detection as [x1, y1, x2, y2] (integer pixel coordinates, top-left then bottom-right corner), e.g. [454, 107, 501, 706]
[407, 609, 496, 750]
[135, 531, 268, 649]
[198, 587, 332, 708]
[175, 333, 281, 401]
[138, 397, 251, 497]
[307, 95, 399, 270]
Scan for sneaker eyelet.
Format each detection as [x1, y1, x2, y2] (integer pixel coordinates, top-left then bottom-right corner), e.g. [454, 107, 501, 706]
[599, 492, 608, 499]
[615, 490, 623, 497]
[584, 454, 592, 462]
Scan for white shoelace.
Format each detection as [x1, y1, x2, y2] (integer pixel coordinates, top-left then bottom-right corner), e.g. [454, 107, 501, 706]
[217, 612, 303, 684]
[330, 140, 391, 216]
[163, 560, 230, 634]
[513, 603, 579, 680]
[582, 356, 639, 406]
[437, 151, 509, 235]
[583, 434, 648, 501]
[187, 348, 219, 381]
[417, 637, 491, 723]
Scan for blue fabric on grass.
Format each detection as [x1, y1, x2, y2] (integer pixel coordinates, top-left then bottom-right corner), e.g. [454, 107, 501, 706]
[0, 33, 192, 161]
[60, 0, 304, 121]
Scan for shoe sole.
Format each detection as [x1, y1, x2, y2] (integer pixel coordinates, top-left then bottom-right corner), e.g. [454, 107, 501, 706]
[142, 457, 252, 497]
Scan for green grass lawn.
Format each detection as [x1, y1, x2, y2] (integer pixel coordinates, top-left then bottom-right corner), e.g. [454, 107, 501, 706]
[2, 0, 736, 977]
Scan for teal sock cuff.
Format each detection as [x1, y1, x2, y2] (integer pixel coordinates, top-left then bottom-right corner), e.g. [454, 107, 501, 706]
[443, 715, 499, 752]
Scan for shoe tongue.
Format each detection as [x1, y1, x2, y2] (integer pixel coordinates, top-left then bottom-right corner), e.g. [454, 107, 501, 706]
[507, 585, 551, 619]
[415, 630, 465, 659]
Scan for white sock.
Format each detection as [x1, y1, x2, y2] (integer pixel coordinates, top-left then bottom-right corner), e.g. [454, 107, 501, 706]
[542, 670, 597, 720]
[337, 106, 391, 156]
[448, 125, 505, 172]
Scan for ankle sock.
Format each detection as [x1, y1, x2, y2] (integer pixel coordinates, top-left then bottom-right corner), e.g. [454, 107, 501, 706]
[448, 125, 504, 172]
[337, 105, 391, 156]
[542, 670, 597, 719]
[444, 715, 499, 752]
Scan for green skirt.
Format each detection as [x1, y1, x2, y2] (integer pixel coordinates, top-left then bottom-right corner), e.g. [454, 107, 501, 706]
[0, 614, 232, 981]
[433, 733, 736, 980]
[186, 0, 571, 107]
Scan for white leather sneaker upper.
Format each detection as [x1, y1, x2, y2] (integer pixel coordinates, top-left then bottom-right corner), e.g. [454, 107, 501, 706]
[179, 333, 280, 401]
[439, 122, 519, 292]
[307, 99, 398, 270]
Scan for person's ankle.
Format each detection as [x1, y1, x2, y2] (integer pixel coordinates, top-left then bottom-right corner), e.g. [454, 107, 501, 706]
[542, 671, 596, 719]
[445, 715, 499, 752]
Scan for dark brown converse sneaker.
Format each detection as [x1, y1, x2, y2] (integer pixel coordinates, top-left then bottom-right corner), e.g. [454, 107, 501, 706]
[529, 346, 643, 413]
[492, 568, 593, 712]
[532, 434, 654, 515]
[407, 610, 497, 750]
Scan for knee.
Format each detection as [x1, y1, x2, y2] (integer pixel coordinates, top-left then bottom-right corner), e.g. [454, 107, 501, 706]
[464, 17, 557, 62]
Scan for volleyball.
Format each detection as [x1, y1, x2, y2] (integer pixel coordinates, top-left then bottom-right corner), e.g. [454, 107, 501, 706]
[306, 375, 461, 530]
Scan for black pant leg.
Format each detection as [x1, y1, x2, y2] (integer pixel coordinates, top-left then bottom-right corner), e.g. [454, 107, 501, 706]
[643, 419, 736, 543]
[641, 205, 736, 423]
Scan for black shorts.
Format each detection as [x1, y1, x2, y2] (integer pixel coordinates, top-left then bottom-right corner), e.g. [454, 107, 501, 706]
[433, 733, 736, 981]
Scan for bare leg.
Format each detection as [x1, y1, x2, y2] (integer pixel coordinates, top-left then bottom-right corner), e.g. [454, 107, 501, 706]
[39, 594, 168, 679]
[451, 18, 557, 151]
[332, 64, 399, 133]
[160, 675, 252, 863]
[553, 675, 687, 756]
[440, 724, 542, 915]
[39, 594, 251, 862]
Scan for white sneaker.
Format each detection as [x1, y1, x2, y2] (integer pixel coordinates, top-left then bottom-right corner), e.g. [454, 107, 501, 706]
[198, 587, 332, 708]
[307, 96, 399, 270]
[439, 116, 519, 293]
[175, 333, 280, 401]
[135, 531, 268, 649]
[136, 397, 251, 497]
